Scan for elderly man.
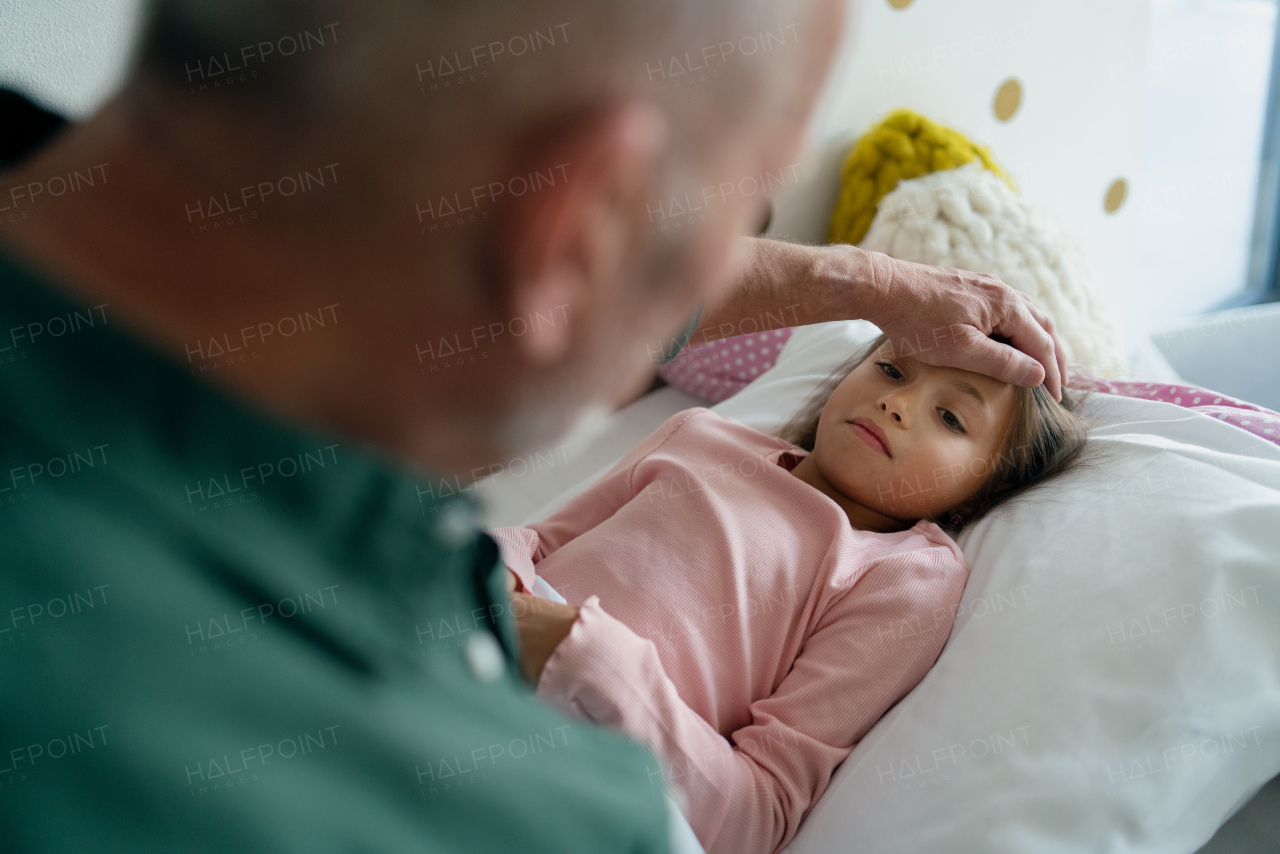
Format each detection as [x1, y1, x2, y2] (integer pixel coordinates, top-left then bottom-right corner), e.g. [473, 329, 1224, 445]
[0, 0, 1064, 852]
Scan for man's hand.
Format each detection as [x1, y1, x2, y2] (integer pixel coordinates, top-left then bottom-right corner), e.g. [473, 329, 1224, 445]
[692, 238, 1068, 402]
[509, 590, 580, 686]
[825, 245, 1068, 401]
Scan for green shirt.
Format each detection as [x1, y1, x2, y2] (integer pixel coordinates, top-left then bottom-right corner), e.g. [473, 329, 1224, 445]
[0, 247, 674, 853]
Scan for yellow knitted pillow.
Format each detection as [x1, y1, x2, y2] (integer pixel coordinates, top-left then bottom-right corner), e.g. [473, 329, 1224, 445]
[828, 109, 1016, 245]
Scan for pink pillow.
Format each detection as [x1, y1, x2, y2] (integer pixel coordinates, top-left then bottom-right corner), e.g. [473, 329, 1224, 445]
[1068, 376, 1280, 449]
[657, 329, 793, 403]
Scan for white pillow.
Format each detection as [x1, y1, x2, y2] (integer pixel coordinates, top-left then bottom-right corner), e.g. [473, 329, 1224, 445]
[714, 321, 1280, 854]
[713, 320, 885, 436]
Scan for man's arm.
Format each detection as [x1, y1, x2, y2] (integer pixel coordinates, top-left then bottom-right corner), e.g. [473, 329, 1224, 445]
[688, 236, 1067, 401]
[686, 237, 856, 344]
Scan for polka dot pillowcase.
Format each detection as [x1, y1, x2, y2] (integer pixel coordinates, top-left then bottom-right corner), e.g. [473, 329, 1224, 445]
[657, 328, 793, 403]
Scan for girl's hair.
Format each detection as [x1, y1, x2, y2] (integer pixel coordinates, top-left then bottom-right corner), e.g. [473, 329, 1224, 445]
[778, 333, 1092, 531]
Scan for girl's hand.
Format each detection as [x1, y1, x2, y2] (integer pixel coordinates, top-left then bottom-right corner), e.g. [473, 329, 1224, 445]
[509, 590, 579, 686]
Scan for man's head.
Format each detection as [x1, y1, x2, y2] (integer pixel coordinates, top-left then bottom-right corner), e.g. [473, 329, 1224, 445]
[17, 0, 849, 475]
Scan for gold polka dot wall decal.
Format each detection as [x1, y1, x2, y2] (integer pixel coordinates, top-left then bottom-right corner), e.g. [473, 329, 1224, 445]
[993, 78, 1022, 122]
[1105, 178, 1128, 213]
[888, 0, 916, 8]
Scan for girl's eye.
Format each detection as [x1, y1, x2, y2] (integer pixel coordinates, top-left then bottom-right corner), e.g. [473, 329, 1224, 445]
[876, 362, 903, 381]
[939, 409, 966, 434]
[875, 361, 964, 434]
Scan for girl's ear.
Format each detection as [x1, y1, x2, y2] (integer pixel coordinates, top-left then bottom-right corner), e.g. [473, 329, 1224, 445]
[938, 501, 972, 529]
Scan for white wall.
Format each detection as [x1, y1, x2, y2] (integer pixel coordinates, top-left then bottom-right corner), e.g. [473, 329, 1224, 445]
[766, 0, 1278, 345]
[1123, 0, 1277, 329]
[767, 0, 1151, 353]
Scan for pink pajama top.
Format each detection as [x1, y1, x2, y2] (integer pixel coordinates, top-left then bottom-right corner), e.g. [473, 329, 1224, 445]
[488, 408, 968, 854]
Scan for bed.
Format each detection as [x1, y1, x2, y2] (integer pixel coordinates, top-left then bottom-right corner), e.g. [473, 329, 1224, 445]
[469, 0, 1280, 846]
[475, 313, 1280, 854]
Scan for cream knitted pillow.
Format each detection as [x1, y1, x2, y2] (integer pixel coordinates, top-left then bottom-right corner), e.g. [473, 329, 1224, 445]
[859, 161, 1130, 378]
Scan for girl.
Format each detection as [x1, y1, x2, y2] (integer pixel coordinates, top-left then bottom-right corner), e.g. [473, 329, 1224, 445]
[488, 332, 1089, 854]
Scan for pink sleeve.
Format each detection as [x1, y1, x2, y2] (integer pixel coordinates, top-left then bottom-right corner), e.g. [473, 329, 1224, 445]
[487, 408, 703, 594]
[536, 545, 968, 854]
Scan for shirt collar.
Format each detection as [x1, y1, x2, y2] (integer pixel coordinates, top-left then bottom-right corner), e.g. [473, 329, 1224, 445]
[771, 446, 809, 472]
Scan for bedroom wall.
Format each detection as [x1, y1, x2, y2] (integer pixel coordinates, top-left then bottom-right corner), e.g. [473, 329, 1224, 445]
[766, 0, 1277, 346]
[767, 0, 1142, 340]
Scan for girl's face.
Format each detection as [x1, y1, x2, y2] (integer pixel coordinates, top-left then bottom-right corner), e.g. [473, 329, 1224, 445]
[806, 342, 1018, 525]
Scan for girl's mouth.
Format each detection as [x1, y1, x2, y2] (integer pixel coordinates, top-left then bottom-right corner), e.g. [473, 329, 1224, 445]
[848, 418, 891, 457]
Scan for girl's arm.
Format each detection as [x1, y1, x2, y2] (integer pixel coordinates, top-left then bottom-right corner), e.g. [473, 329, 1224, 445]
[534, 542, 968, 854]
[487, 408, 702, 593]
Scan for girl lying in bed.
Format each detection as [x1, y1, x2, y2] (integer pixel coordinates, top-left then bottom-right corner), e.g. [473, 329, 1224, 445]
[487, 332, 1089, 854]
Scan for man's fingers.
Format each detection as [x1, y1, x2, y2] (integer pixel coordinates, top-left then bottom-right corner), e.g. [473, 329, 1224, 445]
[1021, 300, 1066, 400]
[943, 325, 1039, 388]
[880, 263, 1070, 400]
[994, 298, 1062, 401]
[1019, 357, 1046, 388]
[1049, 313, 1070, 390]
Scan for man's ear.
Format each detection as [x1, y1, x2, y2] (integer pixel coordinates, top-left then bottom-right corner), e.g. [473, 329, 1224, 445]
[495, 102, 668, 367]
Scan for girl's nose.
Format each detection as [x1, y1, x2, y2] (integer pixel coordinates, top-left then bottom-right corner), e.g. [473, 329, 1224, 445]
[879, 398, 905, 424]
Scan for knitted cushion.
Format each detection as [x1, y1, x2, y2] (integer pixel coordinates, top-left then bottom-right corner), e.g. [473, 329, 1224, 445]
[829, 108, 1015, 246]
